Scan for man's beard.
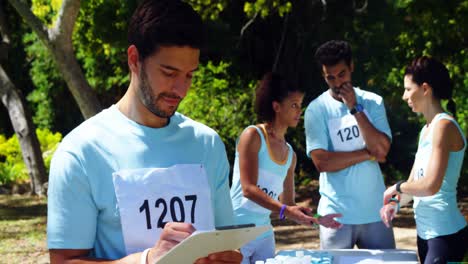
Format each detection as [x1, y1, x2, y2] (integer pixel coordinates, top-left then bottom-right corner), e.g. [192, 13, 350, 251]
[138, 66, 181, 118]
[329, 86, 343, 102]
[331, 86, 341, 95]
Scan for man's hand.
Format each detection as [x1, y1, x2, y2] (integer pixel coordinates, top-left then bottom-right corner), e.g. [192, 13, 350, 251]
[194, 250, 243, 264]
[316, 213, 343, 229]
[147, 222, 196, 263]
[366, 149, 386, 163]
[337, 82, 357, 109]
[148, 222, 243, 264]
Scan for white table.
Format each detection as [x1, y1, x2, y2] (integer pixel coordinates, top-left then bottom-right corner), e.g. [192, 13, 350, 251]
[277, 249, 419, 263]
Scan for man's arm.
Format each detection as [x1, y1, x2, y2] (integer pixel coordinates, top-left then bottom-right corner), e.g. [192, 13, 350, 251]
[50, 249, 139, 264]
[310, 148, 372, 172]
[50, 223, 242, 264]
[353, 112, 391, 159]
[339, 83, 391, 160]
[304, 101, 374, 173]
[212, 134, 235, 227]
[50, 223, 194, 263]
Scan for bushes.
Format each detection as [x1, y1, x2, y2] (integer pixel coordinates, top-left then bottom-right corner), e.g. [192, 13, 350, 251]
[178, 61, 256, 164]
[0, 129, 62, 186]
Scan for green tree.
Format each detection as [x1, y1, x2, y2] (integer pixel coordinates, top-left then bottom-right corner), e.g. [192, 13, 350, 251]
[1, 2, 47, 195]
[8, 0, 102, 119]
[178, 61, 256, 164]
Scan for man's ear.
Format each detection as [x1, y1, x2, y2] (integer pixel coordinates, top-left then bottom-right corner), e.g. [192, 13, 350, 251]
[127, 45, 140, 74]
[350, 61, 354, 73]
[321, 65, 326, 77]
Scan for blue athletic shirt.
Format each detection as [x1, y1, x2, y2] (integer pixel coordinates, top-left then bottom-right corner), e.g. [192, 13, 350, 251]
[413, 113, 467, 240]
[230, 125, 293, 238]
[47, 105, 234, 259]
[304, 88, 392, 224]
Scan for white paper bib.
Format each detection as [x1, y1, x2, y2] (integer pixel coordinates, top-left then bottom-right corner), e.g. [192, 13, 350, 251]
[112, 164, 214, 254]
[413, 160, 426, 181]
[239, 169, 283, 214]
[328, 111, 370, 152]
[414, 148, 430, 181]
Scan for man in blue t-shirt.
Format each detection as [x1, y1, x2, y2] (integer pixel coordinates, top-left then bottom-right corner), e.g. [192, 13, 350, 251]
[304, 40, 396, 249]
[47, 1, 242, 263]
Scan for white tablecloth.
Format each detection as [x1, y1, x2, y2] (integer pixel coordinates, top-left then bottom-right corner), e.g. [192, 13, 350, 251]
[277, 249, 419, 264]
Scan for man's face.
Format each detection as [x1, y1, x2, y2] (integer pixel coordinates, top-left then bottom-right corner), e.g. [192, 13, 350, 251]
[137, 46, 200, 118]
[321, 60, 353, 96]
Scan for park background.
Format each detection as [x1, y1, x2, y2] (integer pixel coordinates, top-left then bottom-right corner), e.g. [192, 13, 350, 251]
[0, 0, 467, 263]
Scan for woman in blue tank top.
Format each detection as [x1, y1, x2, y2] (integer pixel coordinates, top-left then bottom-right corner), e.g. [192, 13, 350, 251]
[230, 73, 342, 263]
[380, 57, 468, 263]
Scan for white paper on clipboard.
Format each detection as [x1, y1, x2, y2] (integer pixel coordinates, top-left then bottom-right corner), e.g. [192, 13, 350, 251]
[156, 225, 271, 264]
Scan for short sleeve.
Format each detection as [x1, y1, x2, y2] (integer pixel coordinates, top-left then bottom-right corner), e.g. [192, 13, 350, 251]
[304, 101, 329, 157]
[368, 96, 392, 141]
[211, 136, 234, 227]
[47, 147, 98, 249]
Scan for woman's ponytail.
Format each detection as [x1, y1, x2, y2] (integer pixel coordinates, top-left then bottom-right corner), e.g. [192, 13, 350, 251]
[447, 99, 457, 120]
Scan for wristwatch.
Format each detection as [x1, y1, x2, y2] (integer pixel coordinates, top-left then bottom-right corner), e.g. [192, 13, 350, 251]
[350, 104, 364, 115]
[395, 180, 405, 194]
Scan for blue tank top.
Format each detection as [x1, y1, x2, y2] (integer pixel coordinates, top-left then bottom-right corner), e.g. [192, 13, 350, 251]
[230, 125, 293, 237]
[413, 113, 467, 239]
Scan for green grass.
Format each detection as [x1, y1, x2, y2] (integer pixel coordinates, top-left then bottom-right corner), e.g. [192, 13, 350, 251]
[0, 195, 49, 264]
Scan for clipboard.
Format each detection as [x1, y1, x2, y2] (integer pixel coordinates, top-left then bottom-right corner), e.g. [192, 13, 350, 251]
[156, 224, 271, 264]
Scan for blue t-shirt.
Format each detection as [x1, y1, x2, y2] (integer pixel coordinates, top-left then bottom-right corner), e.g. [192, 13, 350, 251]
[47, 105, 234, 259]
[304, 88, 392, 224]
[230, 125, 293, 237]
[413, 113, 467, 239]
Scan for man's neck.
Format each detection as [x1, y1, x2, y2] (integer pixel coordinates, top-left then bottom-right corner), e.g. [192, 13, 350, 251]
[117, 84, 169, 128]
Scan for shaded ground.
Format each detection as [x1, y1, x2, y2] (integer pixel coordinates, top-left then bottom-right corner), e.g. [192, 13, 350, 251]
[0, 195, 49, 264]
[273, 180, 468, 252]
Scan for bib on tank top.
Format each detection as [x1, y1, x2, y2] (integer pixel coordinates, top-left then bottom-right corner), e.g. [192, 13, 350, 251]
[230, 125, 293, 227]
[413, 113, 467, 239]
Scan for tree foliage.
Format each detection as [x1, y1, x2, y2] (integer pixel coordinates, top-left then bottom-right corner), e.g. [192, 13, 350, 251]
[0, 129, 61, 186]
[2, 0, 467, 189]
[178, 61, 256, 163]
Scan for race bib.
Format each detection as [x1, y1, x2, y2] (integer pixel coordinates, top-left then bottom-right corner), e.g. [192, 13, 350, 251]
[240, 169, 284, 214]
[414, 164, 425, 180]
[113, 164, 214, 254]
[328, 111, 371, 152]
[413, 150, 429, 181]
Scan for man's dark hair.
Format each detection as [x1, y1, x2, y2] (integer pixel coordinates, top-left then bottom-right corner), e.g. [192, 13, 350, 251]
[315, 40, 352, 67]
[128, 0, 204, 61]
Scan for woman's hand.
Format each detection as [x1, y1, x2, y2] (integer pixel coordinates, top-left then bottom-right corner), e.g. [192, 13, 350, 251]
[284, 205, 315, 225]
[383, 184, 398, 205]
[380, 203, 398, 228]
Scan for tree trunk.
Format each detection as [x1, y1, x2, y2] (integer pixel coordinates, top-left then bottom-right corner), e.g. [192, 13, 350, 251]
[0, 65, 48, 196]
[49, 40, 102, 119]
[7, 0, 102, 119]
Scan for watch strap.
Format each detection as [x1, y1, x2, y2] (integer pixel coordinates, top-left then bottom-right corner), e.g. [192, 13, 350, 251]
[350, 104, 363, 115]
[395, 180, 405, 194]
